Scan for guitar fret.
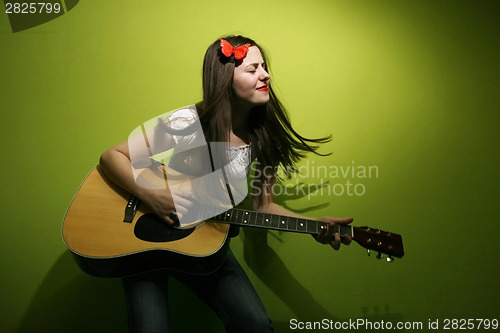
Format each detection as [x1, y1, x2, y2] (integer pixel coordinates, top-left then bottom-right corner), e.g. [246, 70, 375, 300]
[255, 212, 263, 227]
[317, 221, 328, 234]
[251, 211, 258, 226]
[339, 224, 353, 237]
[279, 216, 288, 230]
[297, 219, 307, 232]
[306, 220, 317, 234]
[262, 213, 268, 227]
[263, 213, 271, 228]
[237, 210, 245, 226]
[270, 214, 279, 229]
[220, 209, 229, 223]
[233, 209, 240, 225]
[250, 211, 259, 227]
[243, 210, 249, 225]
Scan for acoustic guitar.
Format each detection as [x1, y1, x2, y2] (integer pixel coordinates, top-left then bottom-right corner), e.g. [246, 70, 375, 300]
[62, 165, 404, 278]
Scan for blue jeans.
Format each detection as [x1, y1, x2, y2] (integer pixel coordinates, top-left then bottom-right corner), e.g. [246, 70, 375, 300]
[122, 249, 274, 333]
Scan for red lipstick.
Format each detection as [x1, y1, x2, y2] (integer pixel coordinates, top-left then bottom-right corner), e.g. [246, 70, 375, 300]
[257, 86, 269, 92]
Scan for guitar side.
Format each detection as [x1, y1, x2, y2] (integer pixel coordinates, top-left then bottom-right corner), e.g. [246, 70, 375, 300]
[62, 165, 231, 277]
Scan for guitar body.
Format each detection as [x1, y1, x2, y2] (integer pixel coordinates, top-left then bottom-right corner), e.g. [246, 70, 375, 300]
[62, 166, 231, 278]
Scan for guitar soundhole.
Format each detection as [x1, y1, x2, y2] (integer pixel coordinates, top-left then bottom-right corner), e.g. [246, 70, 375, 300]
[134, 213, 195, 242]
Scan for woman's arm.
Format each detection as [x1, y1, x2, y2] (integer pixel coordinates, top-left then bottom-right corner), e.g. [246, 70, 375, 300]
[100, 141, 146, 200]
[99, 133, 194, 226]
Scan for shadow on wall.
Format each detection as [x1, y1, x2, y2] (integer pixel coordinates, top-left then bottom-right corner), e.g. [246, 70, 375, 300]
[242, 228, 407, 332]
[242, 182, 407, 332]
[17, 252, 127, 333]
[17, 251, 224, 333]
[17, 244, 406, 332]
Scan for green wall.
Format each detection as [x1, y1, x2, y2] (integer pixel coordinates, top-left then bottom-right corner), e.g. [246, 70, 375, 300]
[1, 1, 499, 332]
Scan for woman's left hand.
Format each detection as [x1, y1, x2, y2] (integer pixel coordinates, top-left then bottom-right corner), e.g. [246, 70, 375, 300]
[315, 217, 353, 250]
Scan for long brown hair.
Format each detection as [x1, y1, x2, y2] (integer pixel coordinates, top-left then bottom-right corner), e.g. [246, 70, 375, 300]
[197, 35, 331, 200]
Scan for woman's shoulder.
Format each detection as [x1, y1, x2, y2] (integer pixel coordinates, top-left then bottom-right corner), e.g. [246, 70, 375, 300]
[163, 104, 199, 130]
[168, 105, 198, 119]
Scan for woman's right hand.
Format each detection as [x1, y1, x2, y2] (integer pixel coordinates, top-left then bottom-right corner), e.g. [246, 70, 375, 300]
[140, 187, 195, 226]
[99, 135, 197, 226]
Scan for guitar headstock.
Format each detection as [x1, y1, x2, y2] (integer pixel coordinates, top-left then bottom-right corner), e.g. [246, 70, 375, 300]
[353, 226, 404, 262]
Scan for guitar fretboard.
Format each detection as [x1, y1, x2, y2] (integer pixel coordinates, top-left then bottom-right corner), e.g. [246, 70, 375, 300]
[211, 208, 353, 237]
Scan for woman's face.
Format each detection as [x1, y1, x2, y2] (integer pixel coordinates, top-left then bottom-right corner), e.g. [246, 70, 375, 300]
[232, 46, 270, 107]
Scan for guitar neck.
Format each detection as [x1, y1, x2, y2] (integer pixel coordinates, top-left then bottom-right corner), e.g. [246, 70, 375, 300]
[210, 208, 354, 237]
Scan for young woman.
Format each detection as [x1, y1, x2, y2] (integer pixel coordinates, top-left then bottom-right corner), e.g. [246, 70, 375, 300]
[100, 35, 352, 333]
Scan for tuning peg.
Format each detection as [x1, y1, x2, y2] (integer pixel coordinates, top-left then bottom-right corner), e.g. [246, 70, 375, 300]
[376, 252, 384, 260]
[386, 256, 394, 263]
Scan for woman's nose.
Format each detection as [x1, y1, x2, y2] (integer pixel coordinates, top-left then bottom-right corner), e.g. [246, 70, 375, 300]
[259, 69, 270, 81]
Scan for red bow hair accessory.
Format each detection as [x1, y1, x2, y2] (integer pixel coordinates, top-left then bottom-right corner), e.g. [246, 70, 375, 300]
[220, 39, 251, 60]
